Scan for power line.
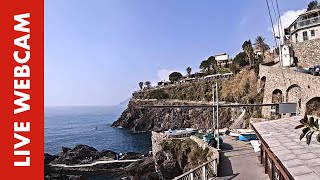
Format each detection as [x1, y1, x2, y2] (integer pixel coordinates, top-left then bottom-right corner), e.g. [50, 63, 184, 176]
[265, 0, 278, 49]
[275, 0, 284, 42]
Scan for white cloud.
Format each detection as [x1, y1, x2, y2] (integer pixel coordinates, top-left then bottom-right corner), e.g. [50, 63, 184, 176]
[268, 9, 306, 38]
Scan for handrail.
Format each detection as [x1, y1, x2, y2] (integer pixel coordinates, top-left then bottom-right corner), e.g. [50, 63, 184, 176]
[172, 158, 218, 180]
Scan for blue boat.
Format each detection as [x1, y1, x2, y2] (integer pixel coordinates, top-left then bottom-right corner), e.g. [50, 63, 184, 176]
[238, 133, 258, 141]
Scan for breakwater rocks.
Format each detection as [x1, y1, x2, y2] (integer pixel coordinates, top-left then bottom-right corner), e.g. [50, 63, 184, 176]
[112, 99, 236, 132]
[45, 145, 157, 180]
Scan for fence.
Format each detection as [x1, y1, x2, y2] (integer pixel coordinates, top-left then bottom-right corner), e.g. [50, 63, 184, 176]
[172, 158, 218, 180]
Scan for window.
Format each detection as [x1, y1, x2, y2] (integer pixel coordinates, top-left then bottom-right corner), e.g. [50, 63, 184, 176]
[311, 29, 315, 37]
[303, 31, 308, 41]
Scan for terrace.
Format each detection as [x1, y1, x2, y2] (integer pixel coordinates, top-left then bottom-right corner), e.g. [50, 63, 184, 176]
[290, 9, 320, 33]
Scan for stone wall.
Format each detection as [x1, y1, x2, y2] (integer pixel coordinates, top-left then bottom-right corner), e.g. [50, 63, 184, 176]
[151, 131, 166, 159]
[259, 65, 320, 118]
[190, 136, 219, 161]
[151, 132, 219, 161]
[292, 38, 320, 68]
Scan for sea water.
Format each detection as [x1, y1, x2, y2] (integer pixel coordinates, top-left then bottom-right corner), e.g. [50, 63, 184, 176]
[45, 106, 151, 155]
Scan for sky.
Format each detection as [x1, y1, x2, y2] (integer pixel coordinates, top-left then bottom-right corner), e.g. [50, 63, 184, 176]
[45, 0, 311, 106]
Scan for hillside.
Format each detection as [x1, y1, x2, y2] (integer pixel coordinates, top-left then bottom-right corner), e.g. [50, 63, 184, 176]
[112, 68, 262, 131]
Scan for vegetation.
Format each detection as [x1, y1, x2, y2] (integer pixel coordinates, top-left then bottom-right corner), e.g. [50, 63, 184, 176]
[254, 36, 269, 61]
[307, 1, 319, 11]
[186, 67, 192, 77]
[145, 81, 152, 89]
[161, 138, 211, 172]
[199, 56, 217, 75]
[233, 52, 249, 67]
[295, 115, 320, 145]
[139, 82, 144, 90]
[242, 40, 254, 68]
[169, 72, 183, 82]
[148, 89, 169, 99]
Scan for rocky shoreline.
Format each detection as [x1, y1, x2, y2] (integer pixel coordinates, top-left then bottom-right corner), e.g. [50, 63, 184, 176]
[45, 145, 158, 180]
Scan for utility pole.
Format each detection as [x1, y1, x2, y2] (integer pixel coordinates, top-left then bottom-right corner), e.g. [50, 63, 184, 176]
[215, 82, 220, 150]
[212, 85, 215, 129]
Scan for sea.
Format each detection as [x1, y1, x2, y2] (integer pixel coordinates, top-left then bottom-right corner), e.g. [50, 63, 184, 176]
[45, 106, 152, 155]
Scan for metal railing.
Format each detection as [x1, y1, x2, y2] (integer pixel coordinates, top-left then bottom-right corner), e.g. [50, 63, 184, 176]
[292, 16, 320, 31]
[172, 159, 218, 180]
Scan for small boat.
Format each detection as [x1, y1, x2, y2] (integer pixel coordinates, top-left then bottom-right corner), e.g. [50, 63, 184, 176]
[93, 126, 98, 130]
[238, 133, 258, 141]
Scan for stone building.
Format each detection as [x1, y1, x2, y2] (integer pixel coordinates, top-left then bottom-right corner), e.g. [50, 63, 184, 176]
[285, 8, 320, 44]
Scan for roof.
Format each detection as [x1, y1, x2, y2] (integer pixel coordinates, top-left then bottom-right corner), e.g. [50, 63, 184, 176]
[299, 8, 320, 17]
[288, 8, 320, 29]
[214, 53, 227, 56]
[252, 116, 320, 180]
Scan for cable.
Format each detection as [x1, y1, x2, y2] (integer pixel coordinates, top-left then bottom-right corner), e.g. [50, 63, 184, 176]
[270, 0, 283, 67]
[265, 0, 278, 48]
[275, 0, 284, 41]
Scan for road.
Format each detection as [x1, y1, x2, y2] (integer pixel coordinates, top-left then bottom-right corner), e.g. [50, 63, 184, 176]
[215, 136, 269, 180]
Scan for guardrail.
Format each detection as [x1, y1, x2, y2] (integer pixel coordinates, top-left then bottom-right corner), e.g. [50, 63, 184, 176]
[172, 158, 218, 180]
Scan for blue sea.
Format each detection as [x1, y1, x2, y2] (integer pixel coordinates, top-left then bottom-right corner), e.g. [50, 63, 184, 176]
[45, 106, 152, 155]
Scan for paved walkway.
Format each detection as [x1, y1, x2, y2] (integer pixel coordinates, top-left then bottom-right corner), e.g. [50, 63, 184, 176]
[215, 136, 269, 180]
[50, 159, 140, 168]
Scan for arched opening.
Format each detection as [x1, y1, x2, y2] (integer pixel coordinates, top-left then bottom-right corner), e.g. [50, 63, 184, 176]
[306, 97, 320, 117]
[272, 89, 283, 103]
[286, 84, 302, 114]
[260, 76, 266, 90]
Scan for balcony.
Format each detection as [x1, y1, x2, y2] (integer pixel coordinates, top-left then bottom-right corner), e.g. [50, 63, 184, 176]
[292, 16, 320, 32]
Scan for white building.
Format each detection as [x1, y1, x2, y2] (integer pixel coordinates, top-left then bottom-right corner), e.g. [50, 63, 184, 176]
[215, 53, 231, 66]
[286, 8, 320, 43]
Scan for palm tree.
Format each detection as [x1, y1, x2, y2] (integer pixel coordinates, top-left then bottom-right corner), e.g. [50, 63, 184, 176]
[242, 40, 254, 68]
[255, 36, 269, 61]
[139, 82, 144, 90]
[186, 67, 192, 77]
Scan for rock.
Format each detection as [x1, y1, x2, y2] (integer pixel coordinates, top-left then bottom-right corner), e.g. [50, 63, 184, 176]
[154, 138, 210, 180]
[120, 152, 144, 160]
[112, 99, 235, 132]
[51, 145, 117, 165]
[126, 157, 159, 180]
[45, 153, 58, 165]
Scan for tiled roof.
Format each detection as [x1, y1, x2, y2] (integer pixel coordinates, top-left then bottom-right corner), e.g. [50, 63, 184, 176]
[252, 116, 320, 180]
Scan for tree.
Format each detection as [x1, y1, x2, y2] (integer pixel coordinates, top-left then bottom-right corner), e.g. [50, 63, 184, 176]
[139, 82, 144, 90]
[230, 62, 239, 74]
[307, 1, 318, 11]
[254, 36, 269, 61]
[169, 72, 183, 82]
[242, 40, 254, 68]
[199, 56, 217, 74]
[186, 67, 192, 77]
[233, 52, 249, 67]
[207, 56, 217, 71]
[200, 60, 210, 73]
[145, 81, 151, 89]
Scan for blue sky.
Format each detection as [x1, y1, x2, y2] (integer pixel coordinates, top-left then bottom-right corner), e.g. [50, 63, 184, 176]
[45, 0, 310, 106]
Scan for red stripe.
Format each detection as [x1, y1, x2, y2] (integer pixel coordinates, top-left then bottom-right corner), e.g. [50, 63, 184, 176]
[0, 0, 44, 179]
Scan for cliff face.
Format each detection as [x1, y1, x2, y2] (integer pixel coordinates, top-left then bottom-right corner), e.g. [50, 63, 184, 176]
[113, 69, 262, 131]
[112, 99, 236, 132]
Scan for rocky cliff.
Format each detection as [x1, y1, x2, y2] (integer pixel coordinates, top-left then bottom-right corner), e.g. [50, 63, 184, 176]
[113, 69, 262, 131]
[112, 99, 236, 132]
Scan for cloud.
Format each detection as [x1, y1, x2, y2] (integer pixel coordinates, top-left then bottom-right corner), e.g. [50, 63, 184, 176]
[268, 9, 306, 38]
